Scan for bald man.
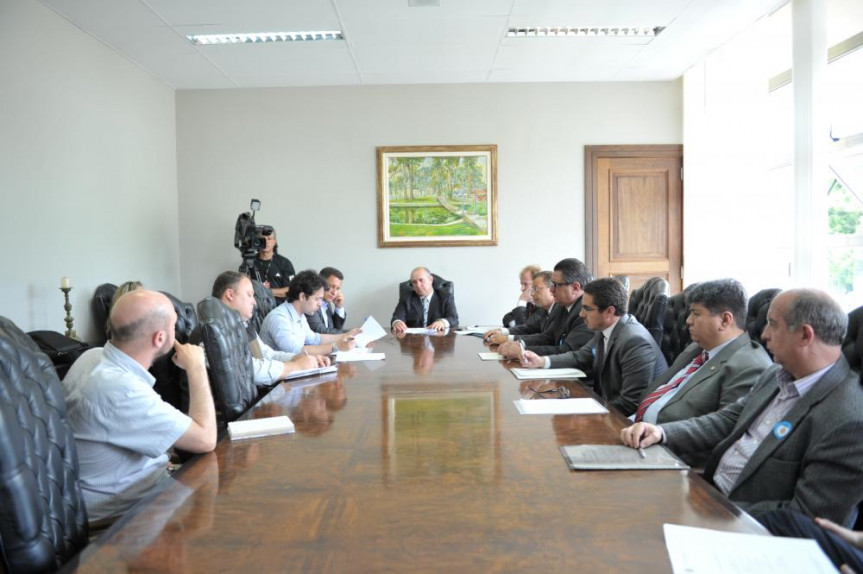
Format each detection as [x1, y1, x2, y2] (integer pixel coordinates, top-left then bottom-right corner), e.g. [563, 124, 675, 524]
[62, 290, 217, 527]
[391, 267, 459, 334]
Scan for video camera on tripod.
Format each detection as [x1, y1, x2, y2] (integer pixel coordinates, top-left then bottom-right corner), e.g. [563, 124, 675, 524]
[234, 199, 273, 282]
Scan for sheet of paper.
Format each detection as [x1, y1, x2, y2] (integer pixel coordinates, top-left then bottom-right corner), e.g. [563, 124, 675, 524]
[404, 327, 441, 334]
[663, 523, 836, 574]
[352, 316, 387, 348]
[335, 351, 385, 362]
[228, 416, 294, 440]
[455, 326, 498, 335]
[510, 368, 586, 380]
[281, 365, 338, 380]
[514, 398, 608, 415]
[478, 352, 505, 360]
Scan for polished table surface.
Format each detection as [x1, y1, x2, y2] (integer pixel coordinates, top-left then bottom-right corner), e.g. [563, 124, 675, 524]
[66, 332, 766, 573]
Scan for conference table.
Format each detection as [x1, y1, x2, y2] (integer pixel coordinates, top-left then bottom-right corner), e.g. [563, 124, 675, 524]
[65, 332, 766, 573]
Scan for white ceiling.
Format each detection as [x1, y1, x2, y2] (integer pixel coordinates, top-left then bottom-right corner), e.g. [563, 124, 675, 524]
[38, 0, 788, 89]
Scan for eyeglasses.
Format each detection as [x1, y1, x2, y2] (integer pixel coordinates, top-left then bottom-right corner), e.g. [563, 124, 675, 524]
[581, 304, 598, 313]
[529, 386, 571, 399]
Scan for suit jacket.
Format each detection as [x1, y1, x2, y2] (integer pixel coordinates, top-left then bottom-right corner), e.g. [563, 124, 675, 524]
[502, 302, 536, 328]
[549, 314, 667, 416]
[508, 306, 551, 337]
[391, 287, 458, 328]
[665, 357, 863, 525]
[305, 302, 346, 335]
[517, 298, 593, 356]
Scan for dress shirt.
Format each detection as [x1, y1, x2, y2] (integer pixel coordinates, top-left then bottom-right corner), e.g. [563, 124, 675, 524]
[252, 332, 296, 386]
[638, 338, 735, 424]
[261, 302, 322, 354]
[712, 364, 831, 495]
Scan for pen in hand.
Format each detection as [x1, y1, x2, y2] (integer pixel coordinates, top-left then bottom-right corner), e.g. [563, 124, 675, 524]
[637, 447, 647, 459]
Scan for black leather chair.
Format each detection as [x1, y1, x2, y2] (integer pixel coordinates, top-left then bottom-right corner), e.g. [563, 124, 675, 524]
[90, 283, 118, 347]
[745, 288, 781, 354]
[660, 284, 698, 365]
[398, 273, 455, 309]
[0, 316, 89, 573]
[628, 277, 669, 345]
[612, 274, 631, 293]
[842, 305, 863, 373]
[193, 297, 257, 425]
[149, 291, 198, 413]
[249, 279, 277, 336]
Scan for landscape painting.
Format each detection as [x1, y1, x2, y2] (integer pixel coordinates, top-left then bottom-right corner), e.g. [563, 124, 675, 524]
[377, 145, 498, 247]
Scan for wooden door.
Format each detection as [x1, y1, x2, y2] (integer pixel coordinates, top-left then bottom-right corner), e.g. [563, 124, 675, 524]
[585, 145, 683, 293]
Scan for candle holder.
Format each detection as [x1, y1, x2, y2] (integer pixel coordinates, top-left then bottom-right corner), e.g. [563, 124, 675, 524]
[60, 286, 79, 341]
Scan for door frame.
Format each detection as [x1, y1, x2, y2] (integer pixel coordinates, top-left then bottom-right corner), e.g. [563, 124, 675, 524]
[584, 144, 684, 280]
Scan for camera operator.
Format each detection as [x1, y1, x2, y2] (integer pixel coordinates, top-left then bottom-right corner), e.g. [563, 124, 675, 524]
[242, 226, 295, 304]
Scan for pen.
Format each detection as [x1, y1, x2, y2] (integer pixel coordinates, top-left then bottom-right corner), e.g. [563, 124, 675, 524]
[637, 447, 647, 459]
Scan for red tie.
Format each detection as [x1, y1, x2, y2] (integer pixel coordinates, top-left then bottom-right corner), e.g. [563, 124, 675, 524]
[634, 351, 708, 423]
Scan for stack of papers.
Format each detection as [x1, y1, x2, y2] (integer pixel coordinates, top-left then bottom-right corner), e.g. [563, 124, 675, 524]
[335, 350, 385, 362]
[404, 327, 442, 334]
[510, 368, 586, 380]
[228, 416, 294, 440]
[478, 352, 505, 361]
[559, 445, 689, 470]
[282, 364, 338, 380]
[514, 398, 608, 415]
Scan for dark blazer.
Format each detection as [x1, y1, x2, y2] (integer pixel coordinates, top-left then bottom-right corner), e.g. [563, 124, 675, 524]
[549, 314, 667, 416]
[508, 306, 551, 337]
[665, 357, 863, 526]
[391, 287, 458, 328]
[517, 298, 593, 356]
[305, 302, 346, 335]
[502, 302, 536, 328]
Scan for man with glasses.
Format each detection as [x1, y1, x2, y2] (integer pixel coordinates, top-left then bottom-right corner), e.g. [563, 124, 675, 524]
[521, 277, 667, 417]
[261, 269, 358, 355]
[490, 258, 593, 358]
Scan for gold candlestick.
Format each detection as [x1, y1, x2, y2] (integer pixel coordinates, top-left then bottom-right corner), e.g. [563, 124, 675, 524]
[60, 286, 79, 341]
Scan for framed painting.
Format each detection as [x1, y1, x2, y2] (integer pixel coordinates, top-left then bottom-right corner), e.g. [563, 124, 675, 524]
[377, 145, 498, 247]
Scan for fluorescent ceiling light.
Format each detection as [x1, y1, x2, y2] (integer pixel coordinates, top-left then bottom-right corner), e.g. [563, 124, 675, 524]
[187, 31, 344, 45]
[506, 27, 664, 38]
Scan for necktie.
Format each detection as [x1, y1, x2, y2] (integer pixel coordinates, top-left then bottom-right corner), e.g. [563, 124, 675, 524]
[634, 351, 708, 423]
[422, 296, 430, 327]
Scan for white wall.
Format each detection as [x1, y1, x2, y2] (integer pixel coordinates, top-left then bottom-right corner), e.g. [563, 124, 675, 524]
[176, 82, 682, 326]
[0, 0, 180, 341]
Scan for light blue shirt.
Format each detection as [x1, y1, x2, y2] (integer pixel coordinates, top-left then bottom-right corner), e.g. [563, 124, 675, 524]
[260, 301, 322, 354]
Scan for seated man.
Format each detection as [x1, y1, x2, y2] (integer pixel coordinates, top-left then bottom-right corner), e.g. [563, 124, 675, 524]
[261, 270, 357, 355]
[213, 271, 326, 387]
[490, 258, 593, 358]
[632, 279, 772, 464]
[62, 290, 217, 527]
[501, 264, 541, 328]
[307, 266, 347, 334]
[521, 277, 667, 416]
[391, 267, 458, 334]
[621, 289, 863, 526]
[762, 509, 863, 573]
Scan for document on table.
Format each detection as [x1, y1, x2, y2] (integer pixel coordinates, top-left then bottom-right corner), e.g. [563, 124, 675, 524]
[514, 398, 608, 415]
[455, 326, 498, 336]
[510, 368, 586, 380]
[352, 316, 387, 348]
[663, 523, 837, 574]
[335, 350, 385, 362]
[282, 365, 338, 380]
[478, 352, 505, 360]
[560, 445, 689, 470]
[404, 327, 443, 334]
[228, 416, 294, 440]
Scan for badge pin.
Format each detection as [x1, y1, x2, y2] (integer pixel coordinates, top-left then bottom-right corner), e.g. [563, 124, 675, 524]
[773, 421, 793, 440]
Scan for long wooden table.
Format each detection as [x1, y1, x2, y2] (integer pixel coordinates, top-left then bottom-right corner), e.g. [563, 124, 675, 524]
[65, 332, 766, 573]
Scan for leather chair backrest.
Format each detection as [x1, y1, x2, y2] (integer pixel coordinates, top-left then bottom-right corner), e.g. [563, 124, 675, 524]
[745, 288, 781, 353]
[612, 274, 631, 293]
[193, 297, 257, 424]
[628, 277, 669, 344]
[398, 273, 454, 302]
[149, 291, 198, 413]
[0, 316, 89, 572]
[843, 305, 863, 373]
[250, 279, 277, 336]
[90, 283, 117, 347]
[660, 286, 696, 365]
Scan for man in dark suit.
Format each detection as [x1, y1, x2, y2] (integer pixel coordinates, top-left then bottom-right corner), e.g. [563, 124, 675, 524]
[521, 277, 668, 416]
[307, 267, 347, 335]
[621, 289, 863, 526]
[391, 267, 458, 333]
[632, 279, 772, 464]
[501, 264, 541, 328]
[493, 258, 594, 357]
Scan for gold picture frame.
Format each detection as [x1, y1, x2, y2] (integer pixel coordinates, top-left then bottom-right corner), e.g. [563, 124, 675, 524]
[377, 145, 498, 247]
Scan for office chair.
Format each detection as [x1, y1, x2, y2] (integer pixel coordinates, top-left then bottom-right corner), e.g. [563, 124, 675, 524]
[249, 278, 277, 336]
[0, 316, 89, 573]
[192, 297, 257, 425]
[660, 285, 697, 365]
[90, 283, 118, 347]
[149, 291, 198, 414]
[745, 288, 781, 355]
[628, 277, 669, 345]
[842, 305, 863, 373]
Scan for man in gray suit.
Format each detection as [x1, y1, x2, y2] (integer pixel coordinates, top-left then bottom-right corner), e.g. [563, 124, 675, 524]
[621, 289, 863, 526]
[632, 279, 772, 464]
[307, 267, 347, 335]
[521, 277, 668, 416]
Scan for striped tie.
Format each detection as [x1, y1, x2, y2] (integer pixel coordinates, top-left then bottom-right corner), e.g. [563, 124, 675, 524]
[422, 297, 430, 327]
[634, 351, 708, 423]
